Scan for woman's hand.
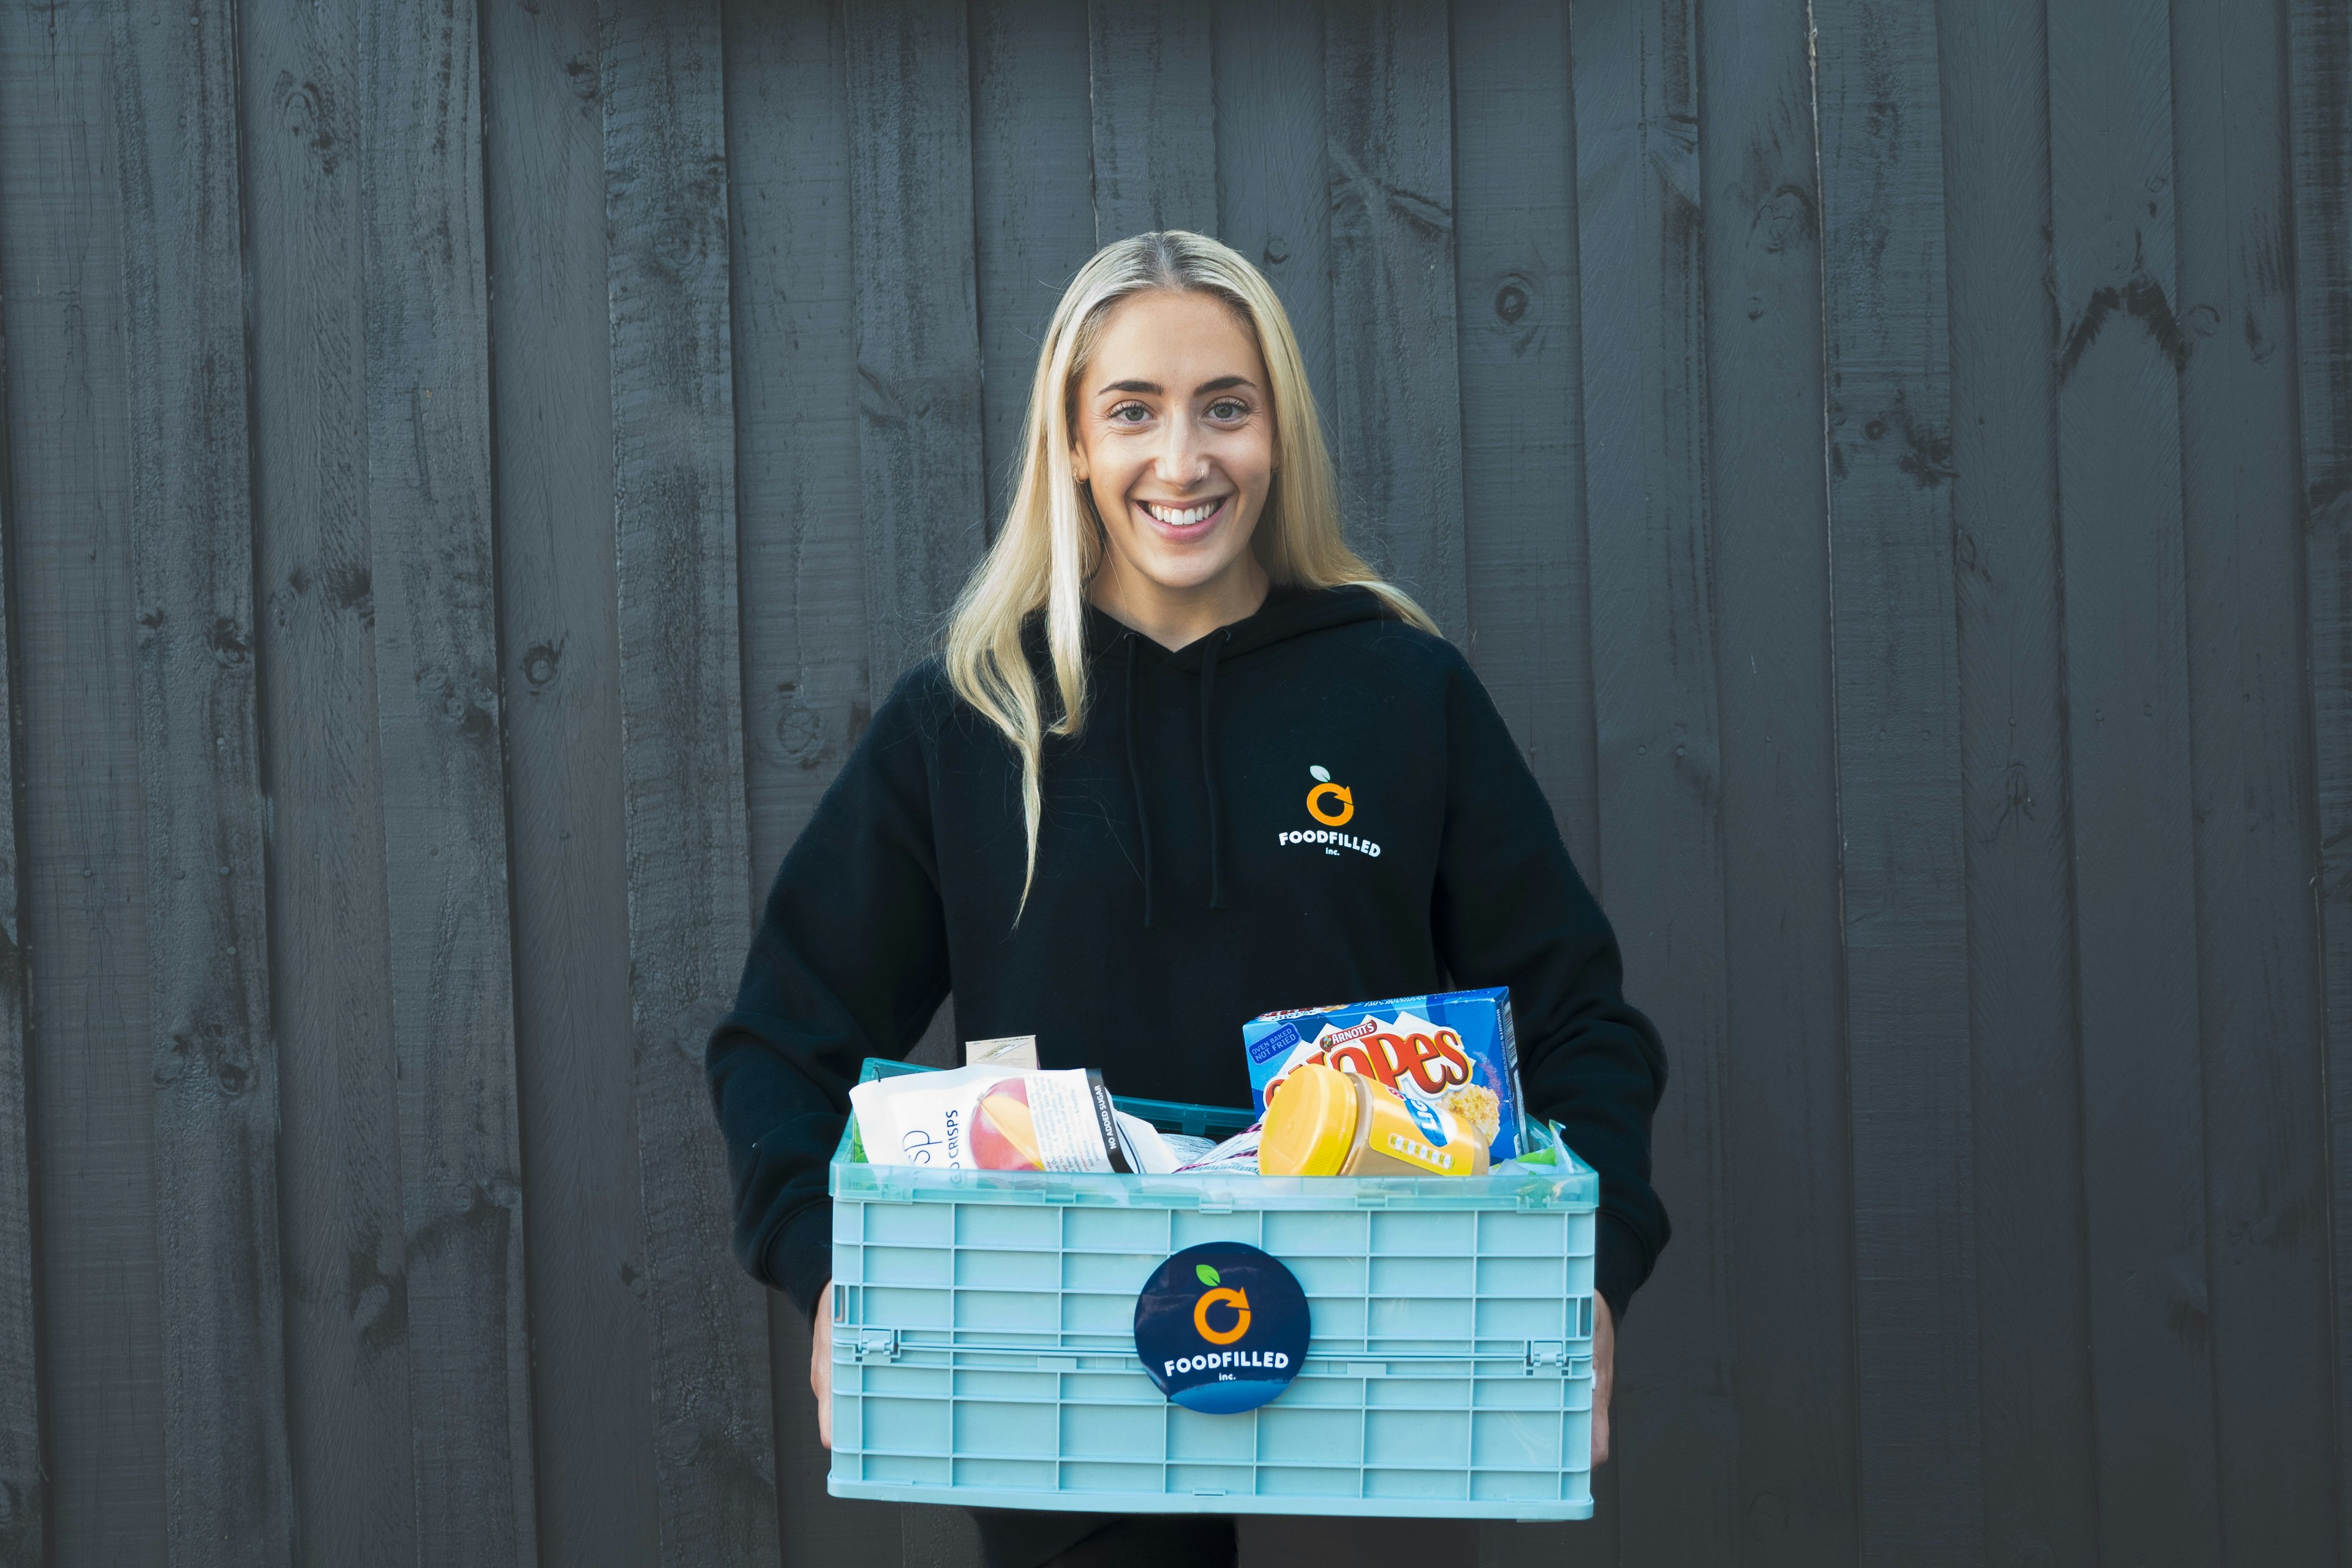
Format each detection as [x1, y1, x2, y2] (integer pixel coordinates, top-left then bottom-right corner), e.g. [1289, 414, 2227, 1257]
[1592, 1295, 1616, 1466]
[812, 1280, 834, 1450]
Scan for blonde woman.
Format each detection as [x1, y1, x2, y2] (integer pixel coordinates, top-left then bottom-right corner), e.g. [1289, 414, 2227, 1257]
[709, 232, 1668, 1568]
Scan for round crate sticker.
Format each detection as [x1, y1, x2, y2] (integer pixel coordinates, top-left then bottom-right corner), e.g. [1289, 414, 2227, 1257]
[1133, 1242, 1310, 1414]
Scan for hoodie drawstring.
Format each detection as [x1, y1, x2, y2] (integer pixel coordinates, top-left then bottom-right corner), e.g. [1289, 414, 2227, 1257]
[1201, 630, 1228, 909]
[1123, 635, 1156, 929]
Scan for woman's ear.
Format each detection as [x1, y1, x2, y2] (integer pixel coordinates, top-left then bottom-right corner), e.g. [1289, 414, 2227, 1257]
[1070, 447, 1090, 483]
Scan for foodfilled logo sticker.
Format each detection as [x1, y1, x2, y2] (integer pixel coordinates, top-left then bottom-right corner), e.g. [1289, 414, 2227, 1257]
[1133, 1242, 1311, 1414]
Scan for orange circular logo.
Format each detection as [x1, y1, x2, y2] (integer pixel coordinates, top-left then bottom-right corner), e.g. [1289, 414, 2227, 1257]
[1193, 1286, 1252, 1345]
[1306, 782, 1354, 826]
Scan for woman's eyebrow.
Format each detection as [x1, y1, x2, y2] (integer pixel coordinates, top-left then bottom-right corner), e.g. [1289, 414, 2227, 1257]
[1095, 375, 1258, 396]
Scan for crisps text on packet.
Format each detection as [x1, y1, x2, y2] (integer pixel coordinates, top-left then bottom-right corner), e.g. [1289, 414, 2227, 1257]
[1243, 986, 1529, 1163]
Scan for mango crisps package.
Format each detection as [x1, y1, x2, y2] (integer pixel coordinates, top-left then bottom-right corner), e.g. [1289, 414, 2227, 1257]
[1243, 987, 1531, 1162]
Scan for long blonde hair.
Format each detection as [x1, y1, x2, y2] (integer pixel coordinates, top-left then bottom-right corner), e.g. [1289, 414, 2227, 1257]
[943, 230, 1436, 913]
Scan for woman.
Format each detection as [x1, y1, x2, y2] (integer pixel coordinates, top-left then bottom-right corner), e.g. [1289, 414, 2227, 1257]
[707, 231, 1668, 1568]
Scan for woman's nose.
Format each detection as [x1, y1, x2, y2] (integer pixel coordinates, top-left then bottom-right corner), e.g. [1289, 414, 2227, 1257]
[1153, 416, 1209, 485]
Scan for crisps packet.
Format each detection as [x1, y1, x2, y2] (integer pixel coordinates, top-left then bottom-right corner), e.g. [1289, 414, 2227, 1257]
[1242, 987, 1530, 1162]
[848, 1063, 1182, 1174]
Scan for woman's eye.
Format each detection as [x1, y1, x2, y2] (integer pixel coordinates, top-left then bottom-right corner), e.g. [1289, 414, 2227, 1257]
[1109, 402, 1150, 423]
[1208, 399, 1246, 421]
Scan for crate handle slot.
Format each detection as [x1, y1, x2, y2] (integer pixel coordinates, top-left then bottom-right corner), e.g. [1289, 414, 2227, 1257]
[852, 1329, 902, 1363]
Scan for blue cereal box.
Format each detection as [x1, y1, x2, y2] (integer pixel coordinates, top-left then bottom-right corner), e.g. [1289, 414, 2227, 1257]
[1242, 987, 1531, 1162]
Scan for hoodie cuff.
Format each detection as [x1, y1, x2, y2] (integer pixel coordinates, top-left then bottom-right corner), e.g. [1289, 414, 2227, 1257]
[1594, 1213, 1649, 1326]
[764, 1204, 835, 1322]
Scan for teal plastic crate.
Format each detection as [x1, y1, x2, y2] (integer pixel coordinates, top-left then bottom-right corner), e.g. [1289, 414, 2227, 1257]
[827, 1060, 1599, 1521]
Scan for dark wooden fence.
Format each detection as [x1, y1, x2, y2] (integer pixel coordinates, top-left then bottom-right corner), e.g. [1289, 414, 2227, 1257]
[1, 0, 2346, 1563]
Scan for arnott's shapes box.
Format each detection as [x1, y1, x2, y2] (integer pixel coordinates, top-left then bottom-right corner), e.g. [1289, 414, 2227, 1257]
[827, 1058, 1597, 1522]
[1243, 987, 1529, 1162]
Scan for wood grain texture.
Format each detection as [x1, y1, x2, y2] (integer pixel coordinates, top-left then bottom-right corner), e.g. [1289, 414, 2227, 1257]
[357, 0, 537, 1554]
[1569, 0, 1737, 1561]
[1812, 1, 1981, 1559]
[1698, 0, 1855, 1560]
[2169, 0, 2336, 1559]
[2288, 1, 2352, 1559]
[239, 0, 418, 1553]
[602, 2, 780, 1560]
[1450, 0, 1599, 878]
[482, 0, 663, 1558]
[0, 2, 168, 1554]
[0, 203, 40, 1568]
[842, 0, 987, 693]
[1938, 3, 2098, 1563]
[1324, 0, 1466, 636]
[1087, 0, 1215, 241]
[110, 0, 296, 1557]
[2046, 3, 2221, 1559]
[971, 0, 1095, 519]
[1213, 0, 1334, 419]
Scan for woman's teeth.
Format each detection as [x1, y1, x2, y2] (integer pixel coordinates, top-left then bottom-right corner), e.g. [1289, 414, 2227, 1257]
[1142, 499, 1221, 527]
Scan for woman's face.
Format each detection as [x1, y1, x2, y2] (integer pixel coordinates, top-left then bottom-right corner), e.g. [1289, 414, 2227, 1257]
[1071, 289, 1276, 611]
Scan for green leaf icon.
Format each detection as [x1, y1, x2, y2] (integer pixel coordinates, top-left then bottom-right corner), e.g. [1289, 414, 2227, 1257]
[1195, 1264, 1221, 1287]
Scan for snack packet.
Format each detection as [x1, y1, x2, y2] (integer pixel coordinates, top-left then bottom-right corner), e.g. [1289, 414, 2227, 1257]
[1242, 987, 1530, 1161]
[850, 1063, 1183, 1174]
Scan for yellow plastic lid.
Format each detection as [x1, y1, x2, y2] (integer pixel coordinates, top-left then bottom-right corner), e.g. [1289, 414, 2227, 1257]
[1257, 1063, 1360, 1177]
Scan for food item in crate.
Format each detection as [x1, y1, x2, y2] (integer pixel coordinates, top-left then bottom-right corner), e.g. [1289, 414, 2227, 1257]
[849, 1063, 1182, 1174]
[1242, 986, 1531, 1160]
[1171, 1122, 1264, 1175]
[1257, 1062, 1490, 1177]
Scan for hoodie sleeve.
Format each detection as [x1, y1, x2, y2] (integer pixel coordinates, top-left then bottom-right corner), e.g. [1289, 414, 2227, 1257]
[706, 666, 952, 1318]
[1430, 657, 1672, 1322]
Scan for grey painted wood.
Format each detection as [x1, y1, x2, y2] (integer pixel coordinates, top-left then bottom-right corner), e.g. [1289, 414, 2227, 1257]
[2170, 0, 2335, 1559]
[1697, 0, 1855, 1560]
[481, 0, 662, 1558]
[110, 0, 296, 1558]
[2288, 2, 2352, 1559]
[1569, 0, 1736, 1562]
[1324, 0, 1466, 637]
[971, 0, 1096, 521]
[1450, 0, 1599, 877]
[1213, 0, 1335, 423]
[0, 2, 170, 1554]
[1088, 1, 1215, 243]
[601, 2, 780, 1561]
[1938, 3, 2098, 1564]
[1812, 1, 1981, 1560]
[2046, 4, 2220, 1559]
[843, 0, 988, 693]
[239, 0, 417, 1553]
[0, 222, 40, 1568]
[356, 0, 537, 1553]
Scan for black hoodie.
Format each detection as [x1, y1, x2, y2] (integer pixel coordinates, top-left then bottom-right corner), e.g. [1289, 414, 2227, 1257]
[706, 585, 1670, 1321]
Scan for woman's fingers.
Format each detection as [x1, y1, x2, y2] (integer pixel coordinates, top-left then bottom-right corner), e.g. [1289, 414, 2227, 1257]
[813, 1280, 834, 1450]
[1591, 1294, 1616, 1467]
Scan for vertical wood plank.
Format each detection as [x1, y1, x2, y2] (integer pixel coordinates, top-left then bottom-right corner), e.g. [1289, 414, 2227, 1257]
[1450, 0, 1599, 878]
[1087, 0, 1216, 242]
[0, 251, 42, 1568]
[110, 0, 296, 1557]
[2287, 1, 2352, 1559]
[603, 1, 782, 1560]
[1699, 0, 1856, 1559]
[483, 0, 663, 1558]
[241, 0, 420, 1553]
[843, 0, 987, 693]
[725, 4, 913, 1556]
[357, 0, 537, 1554]
[2169, 0, 2337, 1558]
[0, 2, 168, 1554]
[971, 0, 1095, 516]
[1213, 0, 1335, 420]
[1939, 2, 2100, 1562]
[1324, 0, 1466, 635]
[2046, 3, 2223, 1559]
[1569, 0, 1738, 1561]
[1812, 1, 1981, 1559]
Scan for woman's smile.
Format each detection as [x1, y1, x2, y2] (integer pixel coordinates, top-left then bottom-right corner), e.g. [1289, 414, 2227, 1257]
[1136, 494, 1233, 533]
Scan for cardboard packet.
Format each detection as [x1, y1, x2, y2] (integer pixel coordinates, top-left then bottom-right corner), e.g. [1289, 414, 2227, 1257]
[1242, 986, 1531, 1162]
